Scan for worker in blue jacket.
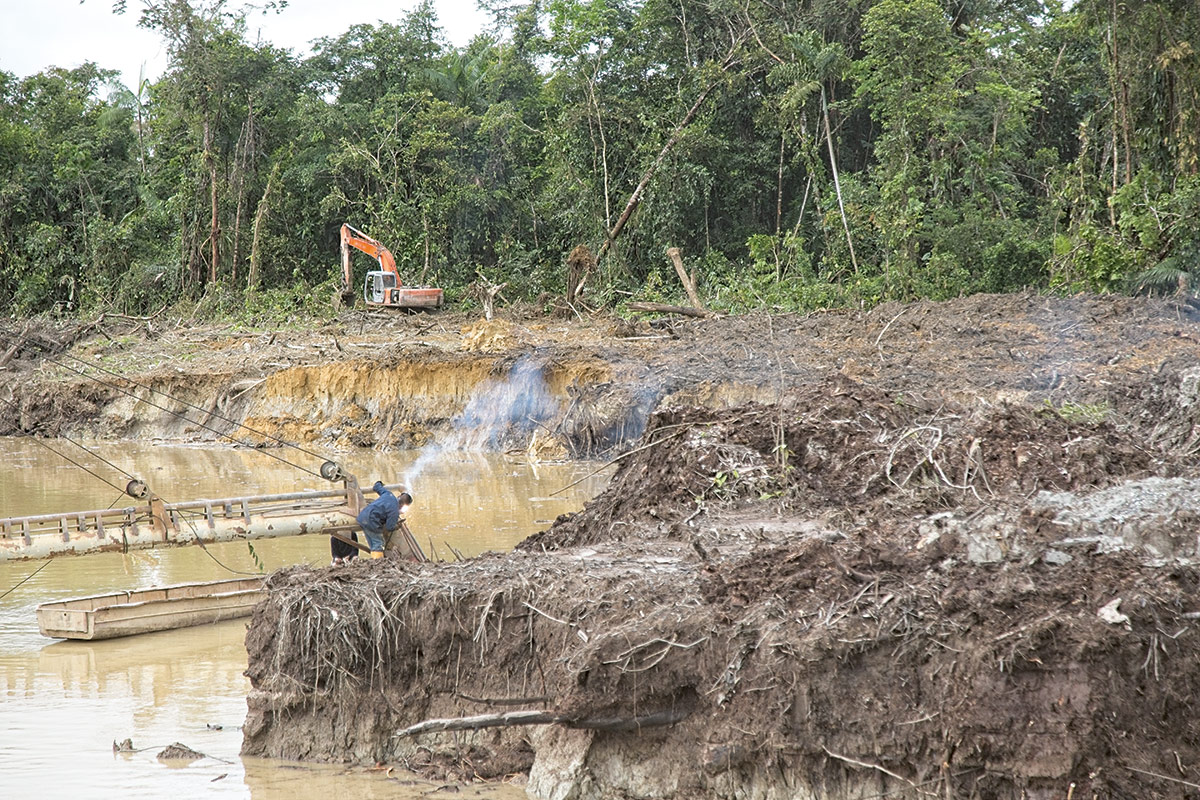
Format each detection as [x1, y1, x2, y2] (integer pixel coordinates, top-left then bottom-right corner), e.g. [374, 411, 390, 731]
[357, 481, 403, 559]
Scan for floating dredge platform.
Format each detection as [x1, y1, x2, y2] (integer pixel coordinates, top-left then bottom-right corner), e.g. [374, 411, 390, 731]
[1, 464, 424, 563]
[0, 484, 377, 561]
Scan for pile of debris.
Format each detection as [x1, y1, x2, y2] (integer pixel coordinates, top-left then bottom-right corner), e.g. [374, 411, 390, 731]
[243, 365, 1200, 799]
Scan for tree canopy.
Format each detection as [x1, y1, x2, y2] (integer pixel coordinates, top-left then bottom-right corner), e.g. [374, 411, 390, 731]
[2, 0, 1198, 318]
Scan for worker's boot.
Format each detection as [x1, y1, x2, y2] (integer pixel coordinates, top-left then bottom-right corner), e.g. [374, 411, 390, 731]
[370, 551, 384, 559]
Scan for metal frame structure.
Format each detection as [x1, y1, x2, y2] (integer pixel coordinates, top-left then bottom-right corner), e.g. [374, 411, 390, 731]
[0, 482, 411, 562]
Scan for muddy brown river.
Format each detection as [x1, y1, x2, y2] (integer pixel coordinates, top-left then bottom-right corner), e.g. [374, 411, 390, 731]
[0, 438, 610, 799]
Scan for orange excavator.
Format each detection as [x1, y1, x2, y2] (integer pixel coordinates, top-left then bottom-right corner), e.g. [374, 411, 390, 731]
[339, 223, 444, 309]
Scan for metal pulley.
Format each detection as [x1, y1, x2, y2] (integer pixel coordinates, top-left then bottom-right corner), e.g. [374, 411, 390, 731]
[125, 479, 149, 499]
[320, 461, 346, 482]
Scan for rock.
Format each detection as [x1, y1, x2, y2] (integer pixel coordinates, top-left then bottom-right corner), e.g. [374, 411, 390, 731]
[1042, 549, 1072, 565]
[156, 742, 206, 762]
[1097, 598, 1131, 628]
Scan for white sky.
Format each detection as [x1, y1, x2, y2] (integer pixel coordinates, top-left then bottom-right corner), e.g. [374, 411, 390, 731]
[0, 0, 489, 91]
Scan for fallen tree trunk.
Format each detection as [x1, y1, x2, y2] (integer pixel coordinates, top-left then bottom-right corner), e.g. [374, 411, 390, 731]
[394, 707, 690, 739]
[0, 322, 31, 369]
[628, 302, 709, 318]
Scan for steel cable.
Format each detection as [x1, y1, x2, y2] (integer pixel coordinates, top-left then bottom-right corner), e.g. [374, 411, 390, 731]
[0, 397, 132, 495]
[0, 326, 334, 476]
[52, 347, 333, 461]
[42, 357, 323, 478]
[0, 327, 331, 576]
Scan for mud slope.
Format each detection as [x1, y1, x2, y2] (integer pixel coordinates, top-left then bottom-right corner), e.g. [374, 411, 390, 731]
[245, 539, 1200, 799]
[0, 318, 648, 456]
[242, 293, 1200, 800]
[3, 293, 1199, 455]
[7, 294, 1200, 797]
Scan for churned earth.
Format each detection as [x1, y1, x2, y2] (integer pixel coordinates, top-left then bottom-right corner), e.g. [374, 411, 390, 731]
[5, 292, 1200, 799]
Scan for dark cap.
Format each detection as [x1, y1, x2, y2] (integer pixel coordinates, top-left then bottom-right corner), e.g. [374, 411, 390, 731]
[372, 480, 385, 494]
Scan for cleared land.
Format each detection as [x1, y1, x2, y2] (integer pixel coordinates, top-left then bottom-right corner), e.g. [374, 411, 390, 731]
[6, 293, 1200, 799]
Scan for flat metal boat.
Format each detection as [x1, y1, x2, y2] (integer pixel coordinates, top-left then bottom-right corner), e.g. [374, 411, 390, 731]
[36, 577, 265, 640]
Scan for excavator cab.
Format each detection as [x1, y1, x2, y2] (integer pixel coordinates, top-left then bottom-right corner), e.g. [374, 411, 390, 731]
[365, 271, 396, 305]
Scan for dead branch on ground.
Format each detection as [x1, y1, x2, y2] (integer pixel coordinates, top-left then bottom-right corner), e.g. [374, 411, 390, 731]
[628, 302, 709, 318]
[394, 707, 691, 739]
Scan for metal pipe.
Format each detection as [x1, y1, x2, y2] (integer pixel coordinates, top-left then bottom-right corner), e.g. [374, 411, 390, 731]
[0, 484, 407, 562]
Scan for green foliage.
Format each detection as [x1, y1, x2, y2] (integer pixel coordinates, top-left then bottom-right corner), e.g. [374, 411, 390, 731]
[184, 278, 339, 327]
[1042, 399, 1110, 425]
[1118, 173, 1200, 296]
[1049, 225, 1137, 293]
[111, 260, 186, 314]
[11, 224, 69, 314]
[0, 0, 1197, 317]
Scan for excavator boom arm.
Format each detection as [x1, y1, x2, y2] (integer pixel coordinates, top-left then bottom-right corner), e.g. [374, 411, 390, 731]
[341, 223, 401, 291]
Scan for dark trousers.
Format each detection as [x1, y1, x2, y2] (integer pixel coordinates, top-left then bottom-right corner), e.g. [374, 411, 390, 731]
[331, 532, 359, 560]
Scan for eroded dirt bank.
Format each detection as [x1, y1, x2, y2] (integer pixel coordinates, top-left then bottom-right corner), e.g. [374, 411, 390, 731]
[6, 294, 1200, 797]
[208, 294, 1200, 799]
[4, 292, 1199, 458]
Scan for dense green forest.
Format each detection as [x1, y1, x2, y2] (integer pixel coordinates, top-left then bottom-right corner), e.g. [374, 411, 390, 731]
[1, 0, 1198, 319]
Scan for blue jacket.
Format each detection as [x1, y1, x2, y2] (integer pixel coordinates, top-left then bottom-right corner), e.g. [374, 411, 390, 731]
[357, 482, 399, 532]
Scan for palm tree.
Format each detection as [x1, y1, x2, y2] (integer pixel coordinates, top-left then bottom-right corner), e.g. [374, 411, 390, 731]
[426, 49, 489, 110]
[107, 64, 152, 176]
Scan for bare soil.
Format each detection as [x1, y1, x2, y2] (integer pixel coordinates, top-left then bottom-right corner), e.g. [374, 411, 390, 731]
[8, 292, 1200, 798]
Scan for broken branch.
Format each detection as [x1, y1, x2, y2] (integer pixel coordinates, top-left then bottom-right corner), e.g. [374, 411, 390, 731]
[666, 247, 707, 313]
[550, 429, 686, 496]
[628, 302, 709, 318]
[393, 707, 691, 739]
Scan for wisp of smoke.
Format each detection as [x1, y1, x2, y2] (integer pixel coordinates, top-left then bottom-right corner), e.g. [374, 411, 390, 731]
[404, 442, 444, 491]
[403, 355, 560, 492]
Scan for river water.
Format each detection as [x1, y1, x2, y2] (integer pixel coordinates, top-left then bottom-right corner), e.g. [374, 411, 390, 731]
[0, 438, 610, 800]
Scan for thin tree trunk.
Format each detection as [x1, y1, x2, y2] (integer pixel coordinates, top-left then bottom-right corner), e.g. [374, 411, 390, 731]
[247, 160, 279, 291]
[784, 176, 812, 280]
[775, 133, 786, 280]
[1111, 0, 1132, 185]
[821, 86, 858, 276]
[231, 102, 256, 285]
[792, 176, 812, 239]
[588, 77, 612, 226]
[209, 171, 219, 285]
[135, 90, 147, 176]
[597, 81, 720, 264]
[775, 133, 785, 239]
[421, 210, 431, 284]
[1108, 0, 1120, 225]
[205, 118, 220, 286]
[231, 141, 246, 284]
